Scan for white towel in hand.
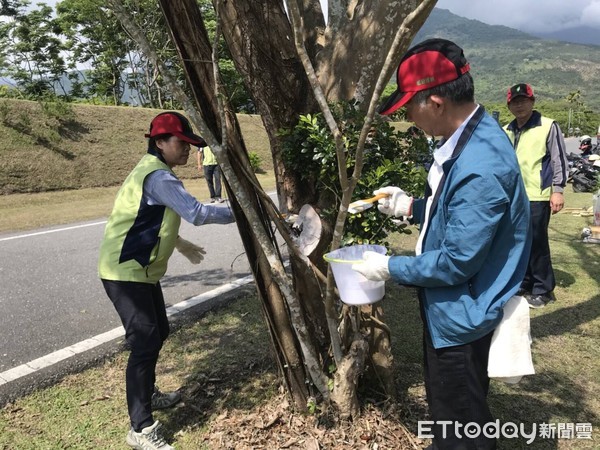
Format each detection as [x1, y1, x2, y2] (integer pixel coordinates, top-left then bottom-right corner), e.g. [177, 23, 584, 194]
[488, 295, 535, 384]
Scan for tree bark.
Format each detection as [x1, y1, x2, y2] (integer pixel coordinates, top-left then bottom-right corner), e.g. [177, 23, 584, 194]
[216, 0, 320, 213]
[330, 335, 369, 419]
[317, 0, 434, 109]
[154, 0, 319, 408]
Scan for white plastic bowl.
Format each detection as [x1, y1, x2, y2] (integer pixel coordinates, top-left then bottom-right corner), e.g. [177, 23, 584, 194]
[323, 244, 387, 305]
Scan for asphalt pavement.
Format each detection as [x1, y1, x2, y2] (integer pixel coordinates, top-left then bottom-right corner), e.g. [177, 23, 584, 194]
[0, 203, 253, 388]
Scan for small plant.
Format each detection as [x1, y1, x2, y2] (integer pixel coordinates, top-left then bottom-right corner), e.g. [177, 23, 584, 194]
[306, 396, 321, 414]
[39, 98, 76, 124]
[16, 111, 32, 133]
[248, 151, 262, 172]
[37, 129, 62, 145]
[0, 100, 11, 124]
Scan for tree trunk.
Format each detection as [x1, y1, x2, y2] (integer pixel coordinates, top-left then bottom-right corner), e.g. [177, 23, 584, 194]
[362, 303, 396, 398]
[330, 335, 369, 419]
[317, 0, 434, 109]
[216, 0, 333, 395]
[215, 0, 321, 213]
[156, 0, 316, 409]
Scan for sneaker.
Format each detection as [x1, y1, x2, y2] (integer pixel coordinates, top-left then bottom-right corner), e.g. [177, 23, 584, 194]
[126, 420, 174, 450]
[210, 198, 216, 203]
[217, 197, 225, 203]
[151, 386, 181, 410]
[526, 292, 556, 309]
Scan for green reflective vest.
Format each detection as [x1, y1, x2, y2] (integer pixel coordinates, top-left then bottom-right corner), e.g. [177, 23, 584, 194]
[98, 153, 181, 283]
[504, 116, 553, 201]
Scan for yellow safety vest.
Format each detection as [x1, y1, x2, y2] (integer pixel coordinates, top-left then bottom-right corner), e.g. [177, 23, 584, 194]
[98, 153, 181, 283]
[504, 116, 553, 201]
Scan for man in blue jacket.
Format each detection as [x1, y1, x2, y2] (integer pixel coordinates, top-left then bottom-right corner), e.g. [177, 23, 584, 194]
[353, 39, 531, 449]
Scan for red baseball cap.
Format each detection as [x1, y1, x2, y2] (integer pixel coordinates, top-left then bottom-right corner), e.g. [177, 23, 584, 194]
[507, 83, 534, 103]
[145, 112, 205, 146]
[379, 38, 471, 115]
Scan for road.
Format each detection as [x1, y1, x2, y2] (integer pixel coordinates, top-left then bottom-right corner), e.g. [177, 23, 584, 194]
[0, 206, 252, 375]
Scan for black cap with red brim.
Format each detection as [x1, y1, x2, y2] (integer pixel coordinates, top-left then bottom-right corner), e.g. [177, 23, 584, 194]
[506, 83, 534, 103]
[379, 38, 470, 115]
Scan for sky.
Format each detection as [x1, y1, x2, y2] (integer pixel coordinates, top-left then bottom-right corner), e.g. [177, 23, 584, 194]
[436, 0, 600, 33]
[31, 0, 600, 34]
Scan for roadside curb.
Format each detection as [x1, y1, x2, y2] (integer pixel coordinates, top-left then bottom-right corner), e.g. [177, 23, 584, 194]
[0, 275, 255, 407]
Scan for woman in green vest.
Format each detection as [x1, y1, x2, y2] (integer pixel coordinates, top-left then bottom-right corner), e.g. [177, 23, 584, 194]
[98, 111, 234, 450]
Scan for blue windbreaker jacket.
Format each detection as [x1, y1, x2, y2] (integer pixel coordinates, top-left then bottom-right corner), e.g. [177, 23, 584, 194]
[389, 107, 532, 348]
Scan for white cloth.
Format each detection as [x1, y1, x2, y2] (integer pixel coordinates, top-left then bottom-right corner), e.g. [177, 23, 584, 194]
[487, 295, 535, 384]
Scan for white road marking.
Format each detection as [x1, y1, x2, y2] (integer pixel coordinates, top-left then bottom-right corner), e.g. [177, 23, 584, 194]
[0, 274, 254, 385]
[0, 221, 108, 242]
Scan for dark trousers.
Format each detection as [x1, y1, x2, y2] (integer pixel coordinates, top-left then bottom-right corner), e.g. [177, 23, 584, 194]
[203, 164, 221, 199]
[422, 316, 496, 449]
[522, 201, 555, 295]
[102, 279, 170, 432]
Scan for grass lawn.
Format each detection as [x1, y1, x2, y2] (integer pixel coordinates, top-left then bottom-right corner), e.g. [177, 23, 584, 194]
[0, 186, 599, 449]
[0, 173, 277, 234]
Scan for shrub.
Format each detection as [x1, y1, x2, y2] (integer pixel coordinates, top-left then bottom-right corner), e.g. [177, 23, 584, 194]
[281, 102, 430, 247]
[39, 98, 76, 124]
[248, 151, 262, 172]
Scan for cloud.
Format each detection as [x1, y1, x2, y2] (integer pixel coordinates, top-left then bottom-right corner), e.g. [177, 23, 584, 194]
[436, 0, 600, 33]
[582, 0, 600, 27]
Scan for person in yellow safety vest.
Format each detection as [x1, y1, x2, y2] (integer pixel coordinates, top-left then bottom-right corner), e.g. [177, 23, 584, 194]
[98, 111, 234, 450]
[197, 144, 224, 203]
[504, 83, 568, 309]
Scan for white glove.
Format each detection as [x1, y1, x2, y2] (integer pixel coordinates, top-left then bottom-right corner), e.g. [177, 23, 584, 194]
[351, 251, 391, 281]
[375, 186, 413, 218]
[175, 236, 206, 264]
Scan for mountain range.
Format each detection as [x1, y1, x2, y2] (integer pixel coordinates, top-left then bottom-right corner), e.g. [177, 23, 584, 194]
[415, 8, 600, 110]
[532, 25, 600, 47]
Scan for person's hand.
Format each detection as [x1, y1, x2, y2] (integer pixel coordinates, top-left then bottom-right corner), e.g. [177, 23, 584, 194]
[175, 236, 206, 264]
[550, 192, 564, 214]
[351, 251, 391, 281]
[374, 187, 413, 217]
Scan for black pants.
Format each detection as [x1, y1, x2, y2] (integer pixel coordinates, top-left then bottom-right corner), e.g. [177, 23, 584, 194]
[423, 321, 496, 449]
[203, 164, 222, 199]
[522, 201, 555, 295]
[102, 279, 170, 432]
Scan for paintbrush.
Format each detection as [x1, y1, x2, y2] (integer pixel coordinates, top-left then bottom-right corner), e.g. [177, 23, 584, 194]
[347, 193, 390, 214]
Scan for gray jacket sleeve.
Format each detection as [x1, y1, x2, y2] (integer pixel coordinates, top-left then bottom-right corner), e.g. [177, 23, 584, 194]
[144, 170, 235, 225]
[547, 122, 568, 193]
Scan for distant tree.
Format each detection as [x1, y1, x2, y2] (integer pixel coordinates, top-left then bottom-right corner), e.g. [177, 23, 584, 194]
[54, 0, 250, 108]
[0, 0, 26, 17]
[55, 0, 134, 105]
[0, 2, 68, 98]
